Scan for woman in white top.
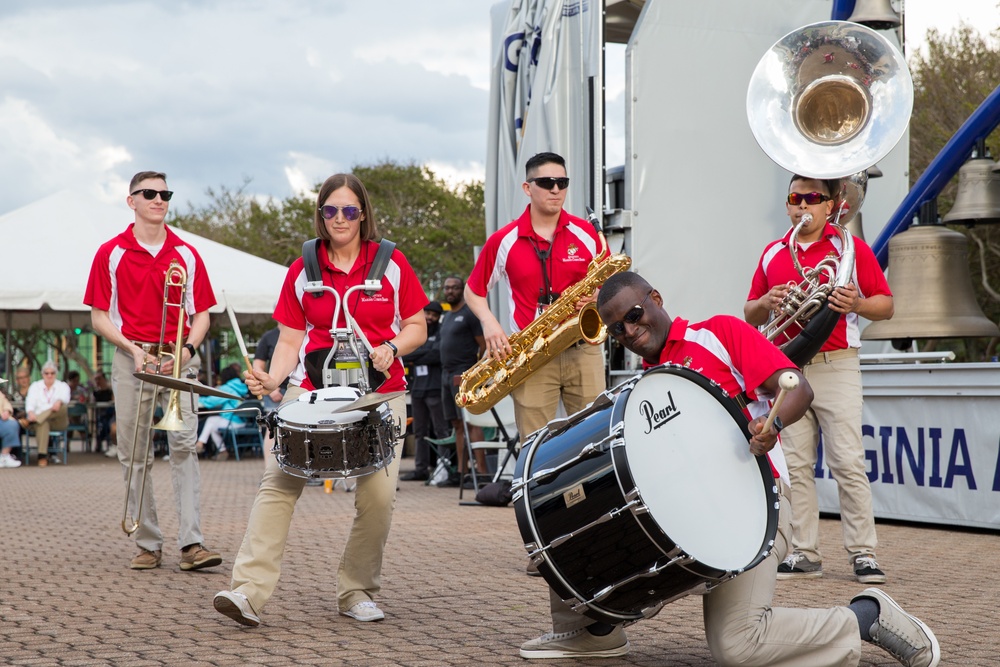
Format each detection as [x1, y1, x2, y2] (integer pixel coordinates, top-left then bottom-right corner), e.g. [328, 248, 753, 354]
[24, 361, 71, 466]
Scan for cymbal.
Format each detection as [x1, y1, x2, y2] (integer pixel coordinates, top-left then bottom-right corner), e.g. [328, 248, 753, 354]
[133, 372, 242, 400]
[332, 390, 407, 413]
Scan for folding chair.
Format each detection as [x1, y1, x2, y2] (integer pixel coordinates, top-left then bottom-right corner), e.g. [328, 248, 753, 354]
[459, 395, 518, 501]
[222, 400, 265, 461]
[425, 429, 457, 486]
[65, 403, 91, 452]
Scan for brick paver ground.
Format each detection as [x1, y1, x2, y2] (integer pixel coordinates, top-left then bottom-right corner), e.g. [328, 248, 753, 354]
[1, 449, 994, 665]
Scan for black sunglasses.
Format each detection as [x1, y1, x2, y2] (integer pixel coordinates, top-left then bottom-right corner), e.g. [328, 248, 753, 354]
[131, 189, 174, 201]
[608, 291, 653, 337]
[528, 176, 570, 191]
[319, 205, 362, 221]
[786, 192, 831, 206]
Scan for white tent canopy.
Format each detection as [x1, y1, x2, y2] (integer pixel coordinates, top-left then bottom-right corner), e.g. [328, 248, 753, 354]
[0, 188, 288, 330]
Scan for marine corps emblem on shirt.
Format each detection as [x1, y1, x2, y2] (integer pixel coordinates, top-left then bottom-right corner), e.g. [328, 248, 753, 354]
[563, 242, 586, 262]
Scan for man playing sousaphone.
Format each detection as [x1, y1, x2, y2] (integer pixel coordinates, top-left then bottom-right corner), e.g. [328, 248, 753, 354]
[85, 171, 222, 572]
[745, 174, 893, 584]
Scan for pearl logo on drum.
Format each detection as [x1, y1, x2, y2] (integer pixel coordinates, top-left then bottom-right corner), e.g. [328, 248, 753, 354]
[639, 392, 680, 434]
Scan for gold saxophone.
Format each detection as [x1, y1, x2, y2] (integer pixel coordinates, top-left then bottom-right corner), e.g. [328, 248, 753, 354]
[457, 236, 631, 414]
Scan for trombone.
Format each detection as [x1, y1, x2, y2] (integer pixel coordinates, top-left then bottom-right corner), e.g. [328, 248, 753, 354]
[122, 260, 190, 535]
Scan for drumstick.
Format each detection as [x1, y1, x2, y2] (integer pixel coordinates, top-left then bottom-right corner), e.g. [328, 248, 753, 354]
[224, 293, 264, 399]
[761, 372, 799, 435]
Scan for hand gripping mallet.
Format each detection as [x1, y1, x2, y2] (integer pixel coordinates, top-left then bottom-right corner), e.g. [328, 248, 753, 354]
[761, 371, 799, 435]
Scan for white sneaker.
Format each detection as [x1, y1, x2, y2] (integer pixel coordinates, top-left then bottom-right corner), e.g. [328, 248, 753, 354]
[213, 590, 261, 627]
[0, 453, 22, 468]
[341, 600, 385, 622]
[104, 445, 118, 459]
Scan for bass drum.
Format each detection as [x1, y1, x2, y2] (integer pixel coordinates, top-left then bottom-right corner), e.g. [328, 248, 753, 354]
[513, 364, 779, 625]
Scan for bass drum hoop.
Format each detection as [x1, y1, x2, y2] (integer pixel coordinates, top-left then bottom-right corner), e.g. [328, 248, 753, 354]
[610, 365, 778, 582]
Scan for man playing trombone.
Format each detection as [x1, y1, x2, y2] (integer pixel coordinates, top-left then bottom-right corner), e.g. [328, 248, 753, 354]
[84, 171, 222, 572]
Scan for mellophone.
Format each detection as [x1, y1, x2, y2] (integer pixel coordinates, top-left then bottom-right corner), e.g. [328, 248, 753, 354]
[513, 364, 780, 625]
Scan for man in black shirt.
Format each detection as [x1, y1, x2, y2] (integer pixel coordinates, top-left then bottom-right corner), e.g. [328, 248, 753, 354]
[438, 276, 486, 479]
[400, 302, 449, 481]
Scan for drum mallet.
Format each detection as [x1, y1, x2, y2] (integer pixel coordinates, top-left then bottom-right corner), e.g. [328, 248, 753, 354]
[761, 372, 799, 435]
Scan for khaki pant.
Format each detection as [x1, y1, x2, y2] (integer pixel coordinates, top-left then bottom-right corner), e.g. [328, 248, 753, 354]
[31, 405, 69, 454]
[229, 387, 405, 614]
[511, 343, 606, 439]
[781, 353, 877, 564]
[551, 485, 863, 666]
[113, 347, 204, 553]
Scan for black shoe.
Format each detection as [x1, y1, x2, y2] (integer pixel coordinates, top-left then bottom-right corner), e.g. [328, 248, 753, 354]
[462, 474, 476, 490]
[399, 470, 429, 481]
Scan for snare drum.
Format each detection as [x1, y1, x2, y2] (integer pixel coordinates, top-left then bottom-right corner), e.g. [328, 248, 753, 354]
[272, 387, 397, 479]
[513, 364, 778, 625]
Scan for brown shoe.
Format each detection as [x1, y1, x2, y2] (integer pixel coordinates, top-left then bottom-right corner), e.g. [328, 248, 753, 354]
[130, 548, 162, 570]
[37, 457, 48, 468]
[180, 544, 222, 571]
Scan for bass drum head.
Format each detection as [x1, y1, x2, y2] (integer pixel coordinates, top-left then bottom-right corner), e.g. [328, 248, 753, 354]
[617, 366, 774, 572]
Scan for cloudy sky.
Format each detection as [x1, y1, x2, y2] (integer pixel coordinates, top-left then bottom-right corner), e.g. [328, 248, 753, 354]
[0, 0, 996, 218]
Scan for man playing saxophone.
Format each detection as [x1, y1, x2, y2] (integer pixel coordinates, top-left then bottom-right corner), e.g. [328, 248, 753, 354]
[84, 171, 222, 573]
[465, 152, 608, 451]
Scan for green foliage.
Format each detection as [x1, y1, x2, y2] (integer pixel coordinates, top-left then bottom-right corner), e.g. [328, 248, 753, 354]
[170, 178, 316, 269]
[908, 23, 1000, 360]
[170, 162, 486, 301]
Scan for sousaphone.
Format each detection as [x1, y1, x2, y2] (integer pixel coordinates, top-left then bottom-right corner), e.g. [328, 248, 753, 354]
[746, 21, 913, 365]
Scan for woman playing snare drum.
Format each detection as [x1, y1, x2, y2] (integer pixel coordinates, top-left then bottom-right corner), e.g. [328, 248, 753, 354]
[213, 173, 428, 626]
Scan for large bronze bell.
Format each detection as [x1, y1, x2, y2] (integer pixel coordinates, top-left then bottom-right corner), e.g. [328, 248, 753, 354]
[847, 0, 901, 31]
[941, 156, 1000, 225]
[861, 220, 1000, 340]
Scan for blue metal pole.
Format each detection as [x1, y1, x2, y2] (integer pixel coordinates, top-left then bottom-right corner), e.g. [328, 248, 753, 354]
[831, 0, 856, 21]
[871, 85, 1000, 266]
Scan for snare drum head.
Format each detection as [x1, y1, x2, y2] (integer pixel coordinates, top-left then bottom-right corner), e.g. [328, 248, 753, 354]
[279, 386, 368, 426]
[619, 367, 771, 571]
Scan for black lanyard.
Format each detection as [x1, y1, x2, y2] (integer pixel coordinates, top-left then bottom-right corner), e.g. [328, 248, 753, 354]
[529, 237, 557, 305]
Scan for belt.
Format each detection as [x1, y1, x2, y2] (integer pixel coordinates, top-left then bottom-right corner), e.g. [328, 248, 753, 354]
[130, 341, 174, 356]
[804, 348, 858, 365]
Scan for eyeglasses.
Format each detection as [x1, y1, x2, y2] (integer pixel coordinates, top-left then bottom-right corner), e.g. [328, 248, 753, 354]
[527, 176, 570, 191]
[42, 371, 56, 376]
[608, 291, 653, 337]
[786, 192, 831, 206]
[319, 205, 362, 221]
[131, 189, 174, 201]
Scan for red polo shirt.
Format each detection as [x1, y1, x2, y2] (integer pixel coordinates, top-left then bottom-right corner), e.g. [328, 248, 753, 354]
[467, 205, 600, 331]
[274, 239, 428, 393]
[747, 223, 891, 352]
[644, 315, 798, 479]
[84, 224, 216, 342]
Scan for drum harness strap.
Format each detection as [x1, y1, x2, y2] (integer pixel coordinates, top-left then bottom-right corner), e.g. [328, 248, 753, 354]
[301, 237, 397, 297]
[300, 238, 397, 390]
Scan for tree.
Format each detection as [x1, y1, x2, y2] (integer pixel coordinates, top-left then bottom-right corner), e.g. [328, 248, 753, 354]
[907, 23, 1000, 360]
[170, 162, 486, 301]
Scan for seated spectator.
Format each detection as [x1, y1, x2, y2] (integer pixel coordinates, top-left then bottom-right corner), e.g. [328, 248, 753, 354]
[195, 365, 249, 461]
[24, 361, 71, 467]
[91, 371, 117, 456]
[66, 370, 90, 403]
[0, 392, 22, 468]
[11, 367, 30, 433]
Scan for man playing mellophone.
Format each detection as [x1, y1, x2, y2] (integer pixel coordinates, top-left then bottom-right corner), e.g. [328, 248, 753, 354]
[517, 271, 938, 667]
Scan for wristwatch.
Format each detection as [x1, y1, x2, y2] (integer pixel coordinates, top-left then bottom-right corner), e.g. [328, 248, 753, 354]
[771, 415, 784, 434]
[382, 340, 398, 357]
[183, 343, 197, 358]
